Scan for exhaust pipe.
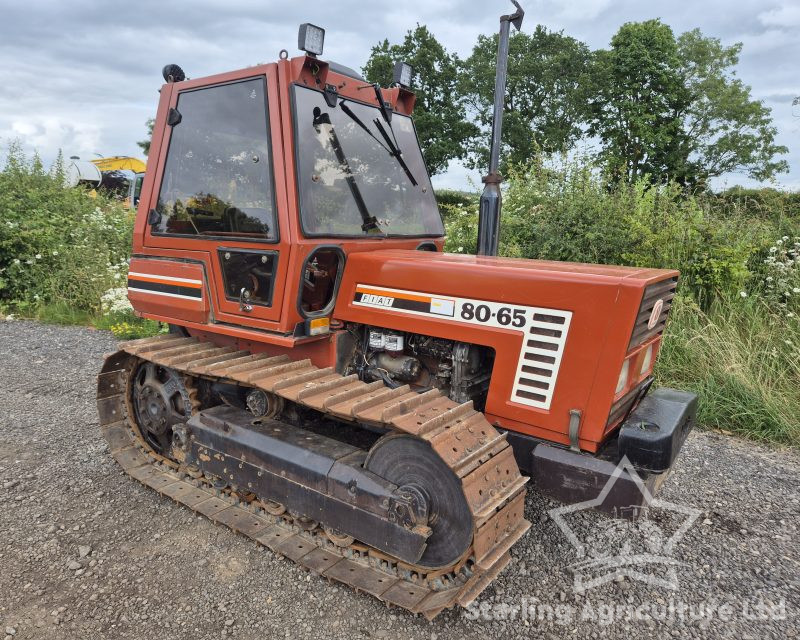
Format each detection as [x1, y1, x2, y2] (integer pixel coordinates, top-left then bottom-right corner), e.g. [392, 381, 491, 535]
[476, 0, 524, 257]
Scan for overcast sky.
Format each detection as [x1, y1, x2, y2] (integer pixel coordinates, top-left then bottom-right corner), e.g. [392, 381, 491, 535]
[1, 0, 797, 191]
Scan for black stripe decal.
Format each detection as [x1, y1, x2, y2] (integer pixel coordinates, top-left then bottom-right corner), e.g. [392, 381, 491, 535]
[354, 291, 429, 313]
[128, 278, 202, 299]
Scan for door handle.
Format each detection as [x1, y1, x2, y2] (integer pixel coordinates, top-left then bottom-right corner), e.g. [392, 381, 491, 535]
[239, 287, 253, 312]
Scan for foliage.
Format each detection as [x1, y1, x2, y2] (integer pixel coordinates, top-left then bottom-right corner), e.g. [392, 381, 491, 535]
[364, 19, 787, 188]
[461, 26, 591, 172]
[363, 26, 477, 176]
[674, 30, 788, 185]
[588, 20, 686, 184]
[93, 311, 164, 339]
[0, 142, 134, 312]
[137, 118, 155, 156]
[577, 20, 787, 186]
[656, 295, 799, 445]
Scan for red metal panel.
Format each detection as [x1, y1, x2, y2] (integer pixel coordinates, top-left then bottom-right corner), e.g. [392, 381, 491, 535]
[128, 257, 209, 324]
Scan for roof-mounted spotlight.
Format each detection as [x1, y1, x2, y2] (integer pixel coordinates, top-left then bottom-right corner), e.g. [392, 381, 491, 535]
[393, 61, 413, 88]
[298, 23, 325, 57]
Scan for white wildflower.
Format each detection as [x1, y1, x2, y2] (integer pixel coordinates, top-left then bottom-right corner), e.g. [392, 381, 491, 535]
[770, 247, 777, 253]
[52, 250, 58, 256]
[35, 253, 42, 259]
[100, 287, 133, 314]
[794, 287, 800, 294]
[739, 291, 748, 298]
[782, 236, 789, 242]
[26, 259, 33, 265]
[12, 258, 20, 265]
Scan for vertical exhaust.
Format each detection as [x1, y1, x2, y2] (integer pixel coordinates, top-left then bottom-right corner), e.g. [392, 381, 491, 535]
[476, 0, 524, 257]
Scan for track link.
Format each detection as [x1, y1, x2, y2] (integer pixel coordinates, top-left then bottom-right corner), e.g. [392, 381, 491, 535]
[97, 334, 531, 619]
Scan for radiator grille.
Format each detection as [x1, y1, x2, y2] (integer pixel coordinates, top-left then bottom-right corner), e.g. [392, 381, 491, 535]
[629, 276, 678, 349]
[512, 309, 572, 410]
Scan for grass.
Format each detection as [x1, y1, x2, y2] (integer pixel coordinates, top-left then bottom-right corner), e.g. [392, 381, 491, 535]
[656, 296, 800, 446]
[21, 303, 164, 340]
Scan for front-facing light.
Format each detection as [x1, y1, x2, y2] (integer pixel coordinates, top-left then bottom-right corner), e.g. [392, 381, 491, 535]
[640, 344, 653, 376]
[615, 359, 630, 395]
[298, 23, 325, 56]
[393, 61, 413, 88]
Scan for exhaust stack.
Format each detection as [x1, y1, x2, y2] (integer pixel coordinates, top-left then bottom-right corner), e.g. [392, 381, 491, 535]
[476, 0, 524, 257]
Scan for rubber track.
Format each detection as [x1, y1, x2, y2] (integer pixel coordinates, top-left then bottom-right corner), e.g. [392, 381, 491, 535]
[97, 335, 531, 619]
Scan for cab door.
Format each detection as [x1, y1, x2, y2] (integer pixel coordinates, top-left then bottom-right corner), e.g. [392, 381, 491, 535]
[143, 67, 291, 327]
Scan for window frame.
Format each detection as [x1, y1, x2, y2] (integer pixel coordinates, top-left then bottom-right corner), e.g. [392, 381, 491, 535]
[151, 76, 280, 245]
[289, 84, 444, 240]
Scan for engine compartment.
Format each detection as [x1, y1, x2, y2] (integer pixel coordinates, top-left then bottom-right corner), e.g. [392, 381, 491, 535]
[341, 325, 495, 411]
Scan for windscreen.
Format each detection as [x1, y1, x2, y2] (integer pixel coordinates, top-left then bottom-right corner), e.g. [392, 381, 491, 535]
[293, 85, 444, 237]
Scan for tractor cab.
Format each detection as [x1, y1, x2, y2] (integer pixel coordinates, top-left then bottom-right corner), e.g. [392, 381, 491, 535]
[133, 30, 441, 337]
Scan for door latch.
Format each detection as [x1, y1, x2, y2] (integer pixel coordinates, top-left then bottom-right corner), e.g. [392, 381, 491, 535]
[239, 287, 253, 312]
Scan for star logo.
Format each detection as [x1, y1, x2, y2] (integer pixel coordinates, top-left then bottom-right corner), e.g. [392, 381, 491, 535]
[549, 456, 700, 592]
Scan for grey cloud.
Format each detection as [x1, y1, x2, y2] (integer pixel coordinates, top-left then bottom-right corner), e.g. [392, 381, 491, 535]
[0, 0, 797, 189]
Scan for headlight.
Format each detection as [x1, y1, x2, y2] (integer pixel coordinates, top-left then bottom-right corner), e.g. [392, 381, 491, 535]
[640, 344, 653, 376]
[615, 359, 630, 395]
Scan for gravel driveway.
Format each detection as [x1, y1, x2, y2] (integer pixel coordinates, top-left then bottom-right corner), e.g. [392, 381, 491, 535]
[0, 320, 798, 639]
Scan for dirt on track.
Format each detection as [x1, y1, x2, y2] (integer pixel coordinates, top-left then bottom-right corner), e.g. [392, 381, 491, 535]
[0, 320, 798, 640]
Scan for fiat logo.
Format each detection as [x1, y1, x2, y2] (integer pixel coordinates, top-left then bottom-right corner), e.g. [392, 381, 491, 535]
[648, 299, 664, 329]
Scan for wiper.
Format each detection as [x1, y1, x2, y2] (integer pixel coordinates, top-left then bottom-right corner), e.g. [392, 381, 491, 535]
[312, 107, 380, 233]
[372, 118, 418, 187]
[339, 97, 418, 187]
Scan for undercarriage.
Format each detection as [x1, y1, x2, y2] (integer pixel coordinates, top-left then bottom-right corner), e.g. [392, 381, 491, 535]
[97, 334, 530, 619]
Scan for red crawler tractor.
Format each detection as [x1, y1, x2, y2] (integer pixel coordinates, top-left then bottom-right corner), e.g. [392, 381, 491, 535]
[97, 4, 696, 619]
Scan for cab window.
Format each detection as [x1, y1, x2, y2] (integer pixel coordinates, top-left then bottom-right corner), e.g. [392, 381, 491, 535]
[153, 77, 277, 241]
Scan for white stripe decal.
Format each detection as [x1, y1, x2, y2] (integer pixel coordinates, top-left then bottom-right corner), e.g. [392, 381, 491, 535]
[128, 271, 203, 285]
[127, 287, 203, 302]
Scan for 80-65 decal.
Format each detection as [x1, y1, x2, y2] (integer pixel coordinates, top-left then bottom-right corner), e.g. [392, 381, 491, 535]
[461, 303, 526, 327]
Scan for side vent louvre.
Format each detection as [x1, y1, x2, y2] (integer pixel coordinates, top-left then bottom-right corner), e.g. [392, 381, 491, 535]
[629, 276, 678, 349]
[512, 309, 572, 410]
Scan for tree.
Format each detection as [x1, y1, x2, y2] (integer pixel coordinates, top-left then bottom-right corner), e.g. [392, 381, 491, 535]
[461, 26, 592, 172]
[137, 118, 155, 156]
[363, 26, 477, 176]
[588, 20, 788, 187]
[675, 29, 788, 185]
[588, 20, 686, 184]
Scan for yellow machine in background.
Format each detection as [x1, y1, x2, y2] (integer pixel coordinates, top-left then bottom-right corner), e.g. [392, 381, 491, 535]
[89, 156, 147, 174]
[67, 156, 146, 208]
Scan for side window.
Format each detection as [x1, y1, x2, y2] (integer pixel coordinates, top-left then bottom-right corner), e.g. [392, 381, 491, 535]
[153, 78, 277, 241]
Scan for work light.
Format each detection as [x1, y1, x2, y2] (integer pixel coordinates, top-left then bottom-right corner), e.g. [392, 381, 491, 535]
[393, 61, 413, 88]
[298, 23, 325, 57]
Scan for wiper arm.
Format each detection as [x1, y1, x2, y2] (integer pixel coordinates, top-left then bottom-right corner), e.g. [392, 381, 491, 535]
[339, 102, 393, 155]
[373, 118, 418, 187]
[312, 107, 380, 233]
[346, 88, 419, 188]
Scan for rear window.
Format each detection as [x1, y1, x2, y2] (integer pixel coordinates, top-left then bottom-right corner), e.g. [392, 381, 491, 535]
[153, 77, 277, 241]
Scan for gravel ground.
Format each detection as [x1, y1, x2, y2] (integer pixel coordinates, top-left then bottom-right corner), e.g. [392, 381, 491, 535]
[0, 319, 798, 640]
